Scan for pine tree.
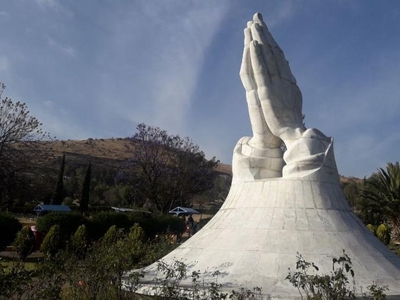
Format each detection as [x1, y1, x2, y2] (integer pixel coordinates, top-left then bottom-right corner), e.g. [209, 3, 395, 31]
[51, 154, 65, 205]
[80, 162, 91, 214]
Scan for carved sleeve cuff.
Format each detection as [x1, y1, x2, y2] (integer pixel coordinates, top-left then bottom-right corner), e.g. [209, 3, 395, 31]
[232, 137, 284, 182]
[282, 128, 339, 181]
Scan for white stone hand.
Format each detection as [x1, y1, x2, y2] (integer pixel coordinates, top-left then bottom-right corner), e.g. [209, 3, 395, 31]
[239, 23, 282, 149]
[249, 13, 305, 147]
[233, 13, 339, 182]
[233, 14, 292, 182]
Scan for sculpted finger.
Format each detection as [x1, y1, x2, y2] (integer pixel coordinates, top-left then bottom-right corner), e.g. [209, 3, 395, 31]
[247, 91, 282, 148]
[244, 27, 252, 47]
[246, 91, 268, 140]
[250, 40, 270, 88]
[253, 13, 296, 83]
[253, 13, 279, 45]
[239, 45, 256, 92]
[251, 23, 279, 79]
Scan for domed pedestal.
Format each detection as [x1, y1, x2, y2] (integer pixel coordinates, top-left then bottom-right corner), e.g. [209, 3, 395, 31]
[134, 177, 400, 299]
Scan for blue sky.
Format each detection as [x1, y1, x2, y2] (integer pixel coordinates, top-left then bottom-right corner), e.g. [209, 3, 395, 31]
[1, 0, 400, 178]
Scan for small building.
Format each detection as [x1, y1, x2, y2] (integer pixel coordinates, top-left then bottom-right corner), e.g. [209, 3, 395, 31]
[33, 204, 72, 216]
[169, 206, 200, 216]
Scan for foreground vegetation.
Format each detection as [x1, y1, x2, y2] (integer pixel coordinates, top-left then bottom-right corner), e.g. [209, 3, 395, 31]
[1, 243, 389, 299]
[0, 212, 392, 300]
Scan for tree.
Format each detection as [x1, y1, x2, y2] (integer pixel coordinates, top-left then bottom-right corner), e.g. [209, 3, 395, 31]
[14, 226, 35, 261]
[41, 224, 62, 257]
[0, 83, 52, 207]
[51, 154, 65, 205]
[0, 212, 22, 251]
[80, 162, 91, 214]
[343, 181, 362, 209]
[120, 123, 219, 213]
[71, 224, 89, 259]
[360, 162, 400, 240]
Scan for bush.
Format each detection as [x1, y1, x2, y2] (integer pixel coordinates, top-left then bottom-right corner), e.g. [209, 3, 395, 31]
[366, 224, 375, 234]
[36, 212, 85, 239]
[6, 203, 37, 215]
[71, 224, 89, 259]
[0, 212, 22, 250]
[127, 212, 157, 237]
[41, 225, 62, 257]
[88, 212, 131, 240]
[87, 212, 186, 241]
[128, 223, 146, 243]
[376, 224, 391, 245]
[127, 213, 186, 239]
[101, 225, 123, 245]
[286, 250, 388, 300]
[14, 226, 35, 261]
[157, 214, 186, 235]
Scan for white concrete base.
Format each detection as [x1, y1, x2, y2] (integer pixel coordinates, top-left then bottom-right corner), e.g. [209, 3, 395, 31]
[135, 178, 400, 299]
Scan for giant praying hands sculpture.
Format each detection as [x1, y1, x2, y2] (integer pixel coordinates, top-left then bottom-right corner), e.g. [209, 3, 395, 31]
[233, 13, 338, 183]
[131, 13, 400, 298]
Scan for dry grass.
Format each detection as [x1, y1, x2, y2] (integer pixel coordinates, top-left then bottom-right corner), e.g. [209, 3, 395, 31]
[31, 138, 359, 181]
[33, 138, 232, 175]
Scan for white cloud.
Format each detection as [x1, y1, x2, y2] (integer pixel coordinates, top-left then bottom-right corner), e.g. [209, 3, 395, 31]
[94, 1, 230, 137]
[46, 36, 77, 57]
[147, 3, 229, 134]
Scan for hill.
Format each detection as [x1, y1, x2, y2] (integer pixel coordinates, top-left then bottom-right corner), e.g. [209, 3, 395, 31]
[36, 138, 233, 175]
[36, 138, 361, 185]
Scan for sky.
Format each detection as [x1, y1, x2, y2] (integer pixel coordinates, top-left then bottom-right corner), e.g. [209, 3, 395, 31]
[1, 0, 400, 178]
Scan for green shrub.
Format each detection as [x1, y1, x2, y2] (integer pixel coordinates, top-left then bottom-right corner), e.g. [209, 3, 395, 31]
[41, 225, 62, 256]
[286, 250, 388, 300]
[376, 224, 391, 245]
[7, 203, 37, 215]
[88, 212, 131, 240]
[14, 226, 35, 261]
[128, 223, 146, 243]
[101, 225, 123, 246]
[366, 224, 375, 234]
[36, 212, 85, 239]
[127, 213, 186, 238]
[127, 212, 157, 237]
[157, 214, 186, 235]
[71, 224, 89, 259]
[0, 212, 22, 250]
[87, 212, 186, 241]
